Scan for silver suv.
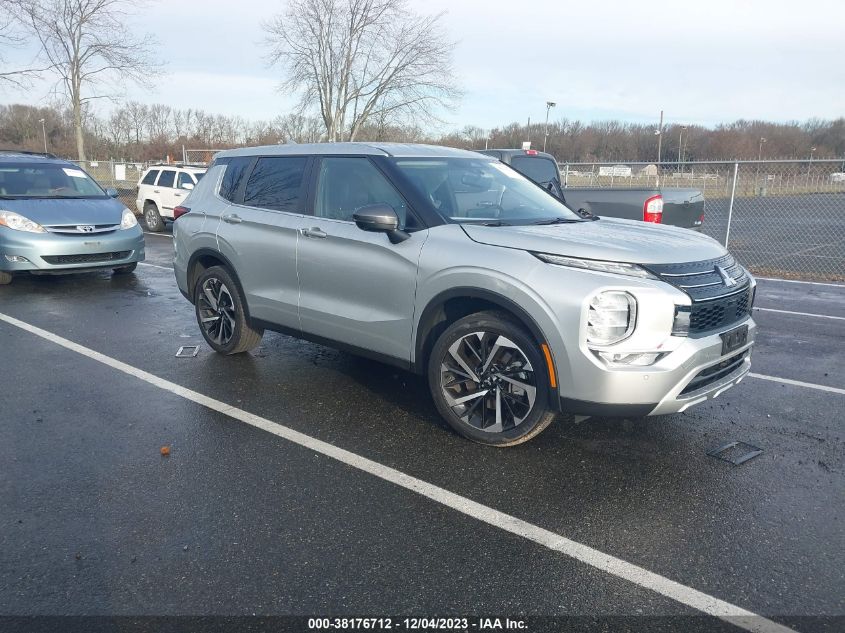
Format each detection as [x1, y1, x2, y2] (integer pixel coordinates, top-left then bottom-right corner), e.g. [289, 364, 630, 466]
[173, 143, 756, 446]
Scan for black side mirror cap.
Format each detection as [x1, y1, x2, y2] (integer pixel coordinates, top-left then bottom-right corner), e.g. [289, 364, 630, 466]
[353, 204, 410, 243]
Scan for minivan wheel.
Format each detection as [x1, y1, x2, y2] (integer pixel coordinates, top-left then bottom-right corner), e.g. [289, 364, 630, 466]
[0, 270, 12, 285]
[194, 266, 263, 355]
[144, 202, 164, 232]
[427, 311, 556, 446]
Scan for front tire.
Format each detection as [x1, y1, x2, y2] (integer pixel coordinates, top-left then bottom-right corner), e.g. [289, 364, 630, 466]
[194, 266, 263, 355]
[427, 311, 556, 446]
[144, 202, 164, 232]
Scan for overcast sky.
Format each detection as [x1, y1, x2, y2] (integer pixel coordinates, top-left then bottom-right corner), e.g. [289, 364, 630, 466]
[2, 0, 844, 131]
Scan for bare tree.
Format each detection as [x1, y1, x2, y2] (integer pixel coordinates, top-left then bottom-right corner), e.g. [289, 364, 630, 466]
[0, 8, 44, 87]
[264, 0, 459, 142]
[8, 0, 159, 160]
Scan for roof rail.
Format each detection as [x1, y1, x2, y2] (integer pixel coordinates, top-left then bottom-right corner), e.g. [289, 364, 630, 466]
[149, 162, 207, 168]
[0, 149, 58, 159]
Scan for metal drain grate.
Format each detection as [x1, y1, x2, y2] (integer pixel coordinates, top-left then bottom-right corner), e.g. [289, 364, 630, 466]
[707, 441, 763, 466]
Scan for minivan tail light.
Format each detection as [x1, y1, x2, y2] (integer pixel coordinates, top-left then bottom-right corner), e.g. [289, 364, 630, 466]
[643, 195, 663, 223]
[173, 206, 190, 219]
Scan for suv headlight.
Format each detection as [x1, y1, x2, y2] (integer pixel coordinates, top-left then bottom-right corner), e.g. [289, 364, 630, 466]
[0, 210, 46, 233]
[534, 253, 658, 279]
[120, 209, 138, 229]
[587, 291, 637, 346]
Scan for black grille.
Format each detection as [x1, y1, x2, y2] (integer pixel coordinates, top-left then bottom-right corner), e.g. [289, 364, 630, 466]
[42, 251, 130, 265]
[680, 351, 748, 396]
[690, 287, 753, 332]
[644, 254, 754, 334]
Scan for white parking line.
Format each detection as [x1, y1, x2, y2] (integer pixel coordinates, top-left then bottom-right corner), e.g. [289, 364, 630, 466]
[754, 307, 845, 321]
[755, 277, 845, 288]
[138, 262, 173, 271]
[749, 373, 845, 395]
[143, 232, 173, 238]
[0, 310, 795, 633]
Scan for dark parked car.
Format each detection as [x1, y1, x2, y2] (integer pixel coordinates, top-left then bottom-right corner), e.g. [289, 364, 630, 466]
[480, 149, 704, 229]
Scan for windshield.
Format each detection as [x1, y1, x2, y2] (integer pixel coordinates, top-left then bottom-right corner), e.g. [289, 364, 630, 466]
[0, 164, 107, 199]
[392, 157, 581, 225]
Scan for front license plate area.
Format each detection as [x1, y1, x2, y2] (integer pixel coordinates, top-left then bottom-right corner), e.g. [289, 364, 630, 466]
[721, 324, 749, 355]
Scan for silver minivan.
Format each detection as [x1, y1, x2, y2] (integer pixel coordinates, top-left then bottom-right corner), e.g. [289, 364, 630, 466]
[0, 151, 144, 285]
[173, 143, 756, 446]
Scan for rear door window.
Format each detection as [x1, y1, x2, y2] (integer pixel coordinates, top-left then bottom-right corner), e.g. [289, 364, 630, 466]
[157, 170, 176, 188]
[509, 156, 559, 185]
[141, 169, 159, 185]
[243, 156, 308, 213]
[177, 172, 195, 189]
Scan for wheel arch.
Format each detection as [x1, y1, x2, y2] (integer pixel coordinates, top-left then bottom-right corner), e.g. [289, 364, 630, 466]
[186, 249, 251, 320]
[413, 287, 560, 410]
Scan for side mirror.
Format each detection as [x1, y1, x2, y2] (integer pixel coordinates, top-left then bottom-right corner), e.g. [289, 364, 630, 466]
[105, 187, 119, 198]
[181, 182, 194, 191]
[353, 204, 410, 243]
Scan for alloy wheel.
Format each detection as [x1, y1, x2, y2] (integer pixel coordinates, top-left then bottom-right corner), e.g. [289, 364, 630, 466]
[197, 277, 237, 345]
[439, 331, 537, 434]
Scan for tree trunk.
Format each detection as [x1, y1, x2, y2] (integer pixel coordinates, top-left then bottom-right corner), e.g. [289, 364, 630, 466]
[73, 96, 85, 161]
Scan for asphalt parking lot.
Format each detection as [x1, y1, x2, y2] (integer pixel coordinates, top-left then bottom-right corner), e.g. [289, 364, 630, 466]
[1, 229, 843, 632]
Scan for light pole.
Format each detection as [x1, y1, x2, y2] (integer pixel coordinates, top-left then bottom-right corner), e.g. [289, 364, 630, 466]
[654, 110, 664, 186]
[543, 101, 556, 153]
[38, 118, 47, 153]
[807, 146, 816, 182]
[678, 125, 687, 173]
[755, 137, 767, 192]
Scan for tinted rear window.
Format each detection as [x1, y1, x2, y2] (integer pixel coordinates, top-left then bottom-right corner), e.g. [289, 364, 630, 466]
[157, 170, 176, 188]
[218, 157, 252, 203]
[141, 169, 159, 185]
[243, 156, 308, 213]
[510, 156, 559, 185]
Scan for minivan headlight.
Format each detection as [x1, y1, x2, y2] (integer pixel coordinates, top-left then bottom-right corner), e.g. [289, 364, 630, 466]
[0, 210, 46, 233]
[587, 291, 637, 346]
[534, 253, 658, 279]
[120, 209, 138, 229]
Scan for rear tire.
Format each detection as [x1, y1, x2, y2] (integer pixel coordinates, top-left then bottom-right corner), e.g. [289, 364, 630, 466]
[427, 310, 556, 446]
[113, 263, 137, 275]
[144, 202, 164, 232]
[0, 270, 12, 285]
[194, 265, 263, 355]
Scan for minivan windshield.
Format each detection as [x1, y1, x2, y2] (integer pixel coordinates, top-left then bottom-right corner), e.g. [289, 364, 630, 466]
[0, 164, 107, 199]
[392, 158, 581, 225]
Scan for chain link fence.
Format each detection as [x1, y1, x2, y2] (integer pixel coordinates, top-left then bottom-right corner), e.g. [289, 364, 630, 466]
[66, 159, 147, 213]
[563, 160, 845, 282]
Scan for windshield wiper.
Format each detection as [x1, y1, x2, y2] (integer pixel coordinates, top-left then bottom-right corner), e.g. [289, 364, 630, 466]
[479, 220, 512, 226]
[531, 217, 580, 225]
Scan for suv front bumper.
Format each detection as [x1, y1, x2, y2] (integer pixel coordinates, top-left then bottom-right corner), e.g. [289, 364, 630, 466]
[559, 318, 756, 417]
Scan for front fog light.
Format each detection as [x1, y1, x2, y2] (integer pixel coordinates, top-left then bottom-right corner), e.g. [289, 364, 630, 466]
[4, 255, 29, 263]
[587, 291, 636, 345]
[598, 351, 663, 366]
[672, 306, 691, 336]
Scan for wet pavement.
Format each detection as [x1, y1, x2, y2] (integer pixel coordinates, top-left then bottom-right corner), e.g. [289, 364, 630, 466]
[0, 229, 843, 631]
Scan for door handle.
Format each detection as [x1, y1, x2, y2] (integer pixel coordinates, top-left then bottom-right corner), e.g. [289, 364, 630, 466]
[222, 214, 243, 224]
[153, 189, 160, 193]
[300, 227, 327, 239]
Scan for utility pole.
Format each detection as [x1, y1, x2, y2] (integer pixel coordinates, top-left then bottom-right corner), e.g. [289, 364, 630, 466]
[543, 101, 556, 153]
[526, 116, 531, 145]
[678, 125, 687, 171]
[655, 110, 664, 186]
[807, 146, 816, 182]
[38, 118, 47, 153]
[755, 137, 767, 190]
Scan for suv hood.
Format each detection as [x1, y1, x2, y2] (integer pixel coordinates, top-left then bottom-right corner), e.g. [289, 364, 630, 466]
[0, 197, 126, 226]
[461, 217, 726, 264]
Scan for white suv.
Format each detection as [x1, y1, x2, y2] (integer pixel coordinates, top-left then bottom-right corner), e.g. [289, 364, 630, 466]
[136, 164, 206, 231]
